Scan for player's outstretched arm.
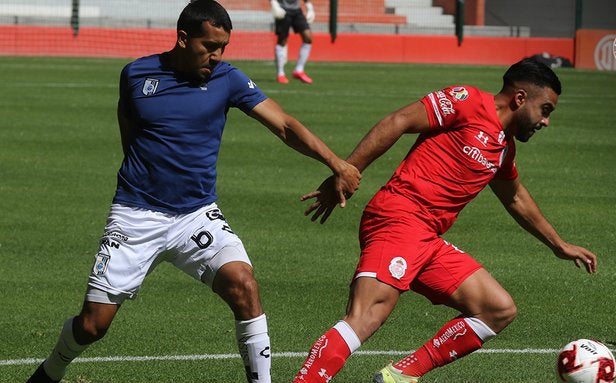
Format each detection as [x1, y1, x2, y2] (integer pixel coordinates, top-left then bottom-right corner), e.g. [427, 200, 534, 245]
[489, 178, 597, 273]
[346, 101, 431, 172]
[249, 98, 361, 209]
[301, 100, 432, 223]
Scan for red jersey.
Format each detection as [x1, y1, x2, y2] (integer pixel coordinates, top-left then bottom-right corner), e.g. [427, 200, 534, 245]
[366, 85, 518, 235]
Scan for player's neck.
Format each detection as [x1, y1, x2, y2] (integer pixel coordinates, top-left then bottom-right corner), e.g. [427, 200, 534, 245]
[494, 92, 514, 136]
[162, 50, 182, 72]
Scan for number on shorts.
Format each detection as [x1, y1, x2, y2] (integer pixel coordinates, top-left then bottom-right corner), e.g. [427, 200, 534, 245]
[191, 230, 214, 249]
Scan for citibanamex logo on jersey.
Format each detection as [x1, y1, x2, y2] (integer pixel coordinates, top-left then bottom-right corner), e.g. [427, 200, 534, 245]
[594, 34, 616, 70]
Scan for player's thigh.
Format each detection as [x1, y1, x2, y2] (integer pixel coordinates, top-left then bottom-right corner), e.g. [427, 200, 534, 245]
[171, 204, 253, 288]
[344, 276, 400, 342]
[410, 240, 483, 305]
[447, 268, 516, 321]
[87, 204, 168, 302]
[275, 17, 292, 42]
[356, 214, 440, 291]
[290, 9, 310, 34]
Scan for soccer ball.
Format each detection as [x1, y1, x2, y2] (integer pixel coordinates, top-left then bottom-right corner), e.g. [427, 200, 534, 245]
[557, 339, 615, 383]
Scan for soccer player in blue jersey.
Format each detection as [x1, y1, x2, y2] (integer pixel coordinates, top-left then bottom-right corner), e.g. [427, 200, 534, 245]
[26, 1, 360, 382]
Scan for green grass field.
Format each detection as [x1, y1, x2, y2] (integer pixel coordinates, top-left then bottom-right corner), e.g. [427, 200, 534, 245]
[1, 56, 615, 383]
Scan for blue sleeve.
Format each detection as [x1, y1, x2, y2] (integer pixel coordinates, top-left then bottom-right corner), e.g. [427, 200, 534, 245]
[118, 64, 132, 115]
[227, 67, 268, 114]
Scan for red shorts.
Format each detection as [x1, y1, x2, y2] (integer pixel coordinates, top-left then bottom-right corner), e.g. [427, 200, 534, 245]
[355, 209, 482, 305]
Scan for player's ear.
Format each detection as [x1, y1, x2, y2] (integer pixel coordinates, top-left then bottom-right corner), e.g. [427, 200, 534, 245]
[177, 30, 189, 48]
[514, 89, 527, 108]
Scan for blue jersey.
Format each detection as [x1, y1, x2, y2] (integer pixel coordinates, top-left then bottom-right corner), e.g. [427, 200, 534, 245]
[113, 54, 267, 214]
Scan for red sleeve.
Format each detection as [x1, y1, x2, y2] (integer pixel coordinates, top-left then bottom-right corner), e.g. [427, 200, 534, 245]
[420, 86, 477, 130]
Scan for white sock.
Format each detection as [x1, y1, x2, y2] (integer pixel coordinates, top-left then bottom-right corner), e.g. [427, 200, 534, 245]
[236, 314, 271, 383]
[294, 43, 312, 73]
[275, 44, 287, 76]
[464, 317, 497, 342]
[333, 320, 362, 353]
[43, 318, 89, 381]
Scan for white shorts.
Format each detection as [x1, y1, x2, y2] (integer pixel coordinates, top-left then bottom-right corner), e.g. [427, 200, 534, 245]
[86, 203, 251, 304]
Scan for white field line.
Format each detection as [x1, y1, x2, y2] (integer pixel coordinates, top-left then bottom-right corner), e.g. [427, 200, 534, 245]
[6, 348, 615, 367]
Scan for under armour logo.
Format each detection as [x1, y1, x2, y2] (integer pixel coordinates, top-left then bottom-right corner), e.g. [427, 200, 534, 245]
[247, 80, 256, 89]
[475, 131, 489, 146]
[318, 368, 332, 382]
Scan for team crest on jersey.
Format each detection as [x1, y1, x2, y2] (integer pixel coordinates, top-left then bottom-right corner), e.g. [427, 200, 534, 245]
[94, 253, 110, 275]
[389, 257, 407, 280]
[142, 78, 160, 96]
[449, 86, 469, 101]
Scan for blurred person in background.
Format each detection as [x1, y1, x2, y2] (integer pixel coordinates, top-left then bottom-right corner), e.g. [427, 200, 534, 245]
[270, 0, 315, 84]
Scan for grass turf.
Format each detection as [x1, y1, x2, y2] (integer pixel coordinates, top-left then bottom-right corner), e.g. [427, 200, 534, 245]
[0, 56, 615, 383]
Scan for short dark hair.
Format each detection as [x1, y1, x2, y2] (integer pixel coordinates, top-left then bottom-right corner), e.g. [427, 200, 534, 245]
[502, 58, 562, 95]
[177, 0, 233, 37]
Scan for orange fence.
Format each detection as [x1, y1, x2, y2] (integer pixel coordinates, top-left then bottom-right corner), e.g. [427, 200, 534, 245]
[305, 33, 572, 65]
[575, 29, 616, 71]
[1, 25, 573, 66]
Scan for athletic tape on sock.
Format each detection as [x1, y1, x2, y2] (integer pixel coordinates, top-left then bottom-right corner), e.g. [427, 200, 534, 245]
[464, 317, 497, 342]
[333, 320, 361, 353]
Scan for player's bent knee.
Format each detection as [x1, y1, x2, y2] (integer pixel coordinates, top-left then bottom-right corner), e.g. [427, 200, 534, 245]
[75, 315, 111, 344]
[488, 300, 518, 333]
[213, 262, 258, 296]
[74, 300, 118, 344]
[500, 301, 518, 326]
[213, 262, 262, 318]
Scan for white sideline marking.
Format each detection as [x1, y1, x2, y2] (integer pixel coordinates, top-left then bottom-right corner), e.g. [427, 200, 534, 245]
[2, 348, 603, 367]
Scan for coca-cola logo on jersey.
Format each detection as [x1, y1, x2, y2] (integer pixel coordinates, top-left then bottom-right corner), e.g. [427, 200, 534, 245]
[436, 90, 455, 115]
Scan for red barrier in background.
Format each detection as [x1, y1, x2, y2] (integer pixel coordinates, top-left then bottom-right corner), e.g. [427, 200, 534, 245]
[304, 33, 573, 65]
[0, 25, 573, 66]
[575, 29, 616, 70]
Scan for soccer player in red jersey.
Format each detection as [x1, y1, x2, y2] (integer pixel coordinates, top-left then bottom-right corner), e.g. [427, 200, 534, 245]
[292, 58, 598, 383]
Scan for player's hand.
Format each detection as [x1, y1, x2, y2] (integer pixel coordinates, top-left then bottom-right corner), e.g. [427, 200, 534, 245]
[332, 161, 361, 207]
[301, 176, 341, 224]
[553, 242, 597, 273]
[305, 2, 315, 23]
[301, 165, 360, 224]
[271, 0, 286, 20]
[301, 161, 359, 224]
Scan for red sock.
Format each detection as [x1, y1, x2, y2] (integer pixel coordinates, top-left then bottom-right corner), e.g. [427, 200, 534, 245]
[293, 327, 353, 383]
[394, 317, 485, 377]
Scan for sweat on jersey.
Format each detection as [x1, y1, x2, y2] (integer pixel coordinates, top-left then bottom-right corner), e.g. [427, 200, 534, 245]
[113, 54, 268, 214]
[367, 85, 518, 235]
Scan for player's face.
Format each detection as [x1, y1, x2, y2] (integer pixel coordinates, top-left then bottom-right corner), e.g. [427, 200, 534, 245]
[513, 86, 558, 142]
[179, 21, 229, 82]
